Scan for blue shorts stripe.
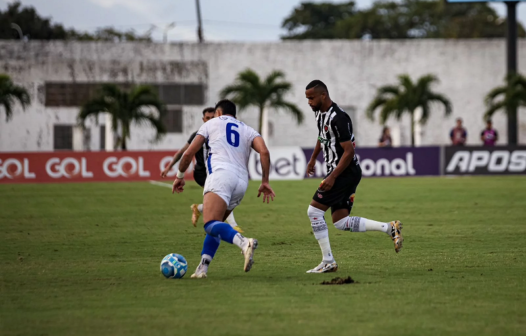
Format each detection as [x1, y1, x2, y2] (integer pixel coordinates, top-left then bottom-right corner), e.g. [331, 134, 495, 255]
[207, 153, 212, 174]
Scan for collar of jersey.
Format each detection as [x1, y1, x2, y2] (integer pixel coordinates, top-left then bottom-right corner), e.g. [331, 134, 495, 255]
[318, 103, 336, 114]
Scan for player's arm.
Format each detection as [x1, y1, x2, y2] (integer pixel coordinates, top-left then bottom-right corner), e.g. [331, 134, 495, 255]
[252, 136, 275, 203]
[161, 142, 190, 178]
[306, 139, 321, 176]
[320, 140, 354, 192]
[172, 135, 206, 194]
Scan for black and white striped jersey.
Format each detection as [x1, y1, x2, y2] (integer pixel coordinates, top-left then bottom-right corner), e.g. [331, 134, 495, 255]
[315, 103, 359, 176]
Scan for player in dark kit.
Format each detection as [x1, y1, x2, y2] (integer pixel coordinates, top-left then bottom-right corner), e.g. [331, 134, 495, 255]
[161, 107, 242, 232]
[304, 80, 403, 273]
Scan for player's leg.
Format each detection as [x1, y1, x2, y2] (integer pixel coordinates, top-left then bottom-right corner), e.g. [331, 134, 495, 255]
[190, 204, 203, 227]
[332, 207, 403, 253]
[190, 172, 207, 226]
[306, 193, 339, 273]
[330, 175, 404, 253]
[191, 208, 236, 278]
[225, 212, 243, 232]
[227, 178, 256, 271]
[201, 173, 256, 272]
[191, 172, 242, 232]
[191, 234, 220, 278]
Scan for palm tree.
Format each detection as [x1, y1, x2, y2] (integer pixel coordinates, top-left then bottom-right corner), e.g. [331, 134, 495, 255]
[366, 74, 452, 146]
[78, 84, 166, 150]
[484, 73, 526, 145]
[0, 74, 31, 122]
[220, 69, 303, 139]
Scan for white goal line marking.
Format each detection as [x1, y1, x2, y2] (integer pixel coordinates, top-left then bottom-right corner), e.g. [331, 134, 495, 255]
[149, 180, 172, 188]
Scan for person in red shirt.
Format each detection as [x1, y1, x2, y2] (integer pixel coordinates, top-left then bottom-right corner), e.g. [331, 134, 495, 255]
[481, 120, 498, 146]
[450, 118, 467, 146]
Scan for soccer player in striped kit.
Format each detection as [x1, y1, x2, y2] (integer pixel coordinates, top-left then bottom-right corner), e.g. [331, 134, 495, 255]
[304, 80, 404, 274]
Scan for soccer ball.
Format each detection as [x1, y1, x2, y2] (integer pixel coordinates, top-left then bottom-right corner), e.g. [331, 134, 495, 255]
[160, 253, 188, 279]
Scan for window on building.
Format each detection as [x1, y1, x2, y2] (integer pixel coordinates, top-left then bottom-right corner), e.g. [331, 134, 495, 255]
[44, 82, 205, 107]
[100, 125, 106, 150]
[54, 125, 73, 150]
[163, 108, 183, 133]
[341, 106, 357, 138]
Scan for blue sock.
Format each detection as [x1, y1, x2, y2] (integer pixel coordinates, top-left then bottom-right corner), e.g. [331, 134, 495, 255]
[204, 220, 239, 244]
[201, 234, 220, 258]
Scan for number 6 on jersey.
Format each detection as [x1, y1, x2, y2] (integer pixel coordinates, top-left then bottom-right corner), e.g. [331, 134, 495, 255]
[226, 123, 240, 147]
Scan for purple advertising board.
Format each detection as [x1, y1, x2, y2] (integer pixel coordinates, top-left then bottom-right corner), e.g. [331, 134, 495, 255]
[248, 146, 441, 180]
[303, 146, 441, 178]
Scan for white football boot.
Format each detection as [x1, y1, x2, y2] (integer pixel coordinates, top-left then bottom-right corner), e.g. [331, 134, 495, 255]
[242, 238, 258, 272]
[306, 261, 339, 273]
[190, 260, 209, 279]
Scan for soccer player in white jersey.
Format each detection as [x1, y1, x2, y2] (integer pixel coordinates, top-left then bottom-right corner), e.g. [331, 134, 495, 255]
[172, 99, 275, 278]
[161, 107, 242, 232]
[304, 80, 403, 274]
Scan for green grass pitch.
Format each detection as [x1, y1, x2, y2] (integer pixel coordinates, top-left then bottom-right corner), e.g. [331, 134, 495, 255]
[1, 177, 526, 336]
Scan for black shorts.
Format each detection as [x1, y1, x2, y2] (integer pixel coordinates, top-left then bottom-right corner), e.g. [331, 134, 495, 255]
[312, 166, 362, 214]
[194, 170, 207, 188]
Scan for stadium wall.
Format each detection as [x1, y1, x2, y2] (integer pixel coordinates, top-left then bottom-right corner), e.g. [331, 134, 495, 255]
[0, 40, 525, 152]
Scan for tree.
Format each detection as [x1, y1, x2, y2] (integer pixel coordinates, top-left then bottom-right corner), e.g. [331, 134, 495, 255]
[69, 27, 152, 42]
[220, 69, 303, 139]
[281, 1, 357, 39]
[484, 74, 526, 144]
[282, 0, 525, 40]
[366, 74, 452, 146]
[0, 1, 151, 41]
[78, 84, 166, 150]
[0, 74, 31, 122]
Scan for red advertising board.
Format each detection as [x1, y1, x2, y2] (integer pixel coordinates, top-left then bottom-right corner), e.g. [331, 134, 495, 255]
[0, 151, 194, 184]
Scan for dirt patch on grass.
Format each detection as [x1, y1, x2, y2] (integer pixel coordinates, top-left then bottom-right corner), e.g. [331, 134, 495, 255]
[321, 276, 355, 285]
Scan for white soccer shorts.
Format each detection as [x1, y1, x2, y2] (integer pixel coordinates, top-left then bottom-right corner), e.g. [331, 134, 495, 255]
[203, 169, 248, 210]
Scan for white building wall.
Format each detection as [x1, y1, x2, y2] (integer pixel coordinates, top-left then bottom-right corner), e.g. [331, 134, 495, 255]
[0, 39, 525, 152]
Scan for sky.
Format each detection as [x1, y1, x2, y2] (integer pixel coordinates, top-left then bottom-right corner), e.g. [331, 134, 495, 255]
[1, 0, 525, 42]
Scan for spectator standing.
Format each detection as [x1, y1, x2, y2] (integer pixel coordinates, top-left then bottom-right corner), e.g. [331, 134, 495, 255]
[450, 118, 467, 146]
[481, 120, 498, 146]
[378, 126, 392, 147]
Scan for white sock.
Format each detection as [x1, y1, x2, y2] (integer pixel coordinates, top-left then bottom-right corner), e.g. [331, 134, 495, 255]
[308, 205, 335, 262]
[232, 233, 248, 250]
[197, 204, 203, 213]
[336, 216, 389, 233]
[198, 254, 212, 273]
[317, 237, 334, 262]
[225, 212, 238, 227]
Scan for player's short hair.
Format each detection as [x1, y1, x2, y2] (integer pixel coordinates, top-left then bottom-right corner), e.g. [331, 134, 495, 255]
[215, 99, 236, 117]
[306, 80, 328, 93]
[202, 107, 215, 115]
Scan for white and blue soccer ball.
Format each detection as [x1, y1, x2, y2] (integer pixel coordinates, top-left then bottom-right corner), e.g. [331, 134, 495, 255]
[160, 253, 188, 279]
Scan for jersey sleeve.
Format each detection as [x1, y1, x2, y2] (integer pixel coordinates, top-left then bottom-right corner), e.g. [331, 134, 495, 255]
[331, 115, 353, 142]
[247, 127, 261, 143]
[187, 131, 197, 144]
[196, 122, 209, 140]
